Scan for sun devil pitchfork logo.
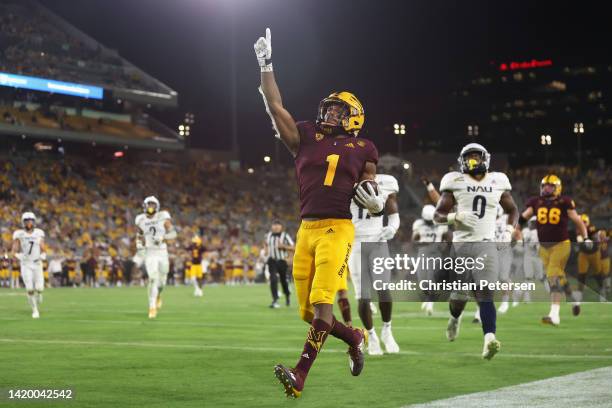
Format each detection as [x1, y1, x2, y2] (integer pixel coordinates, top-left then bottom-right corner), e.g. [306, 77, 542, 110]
[307, 326, 327, 352]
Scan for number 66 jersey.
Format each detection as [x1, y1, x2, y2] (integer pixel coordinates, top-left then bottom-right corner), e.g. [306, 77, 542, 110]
[439, 171, 512, 242]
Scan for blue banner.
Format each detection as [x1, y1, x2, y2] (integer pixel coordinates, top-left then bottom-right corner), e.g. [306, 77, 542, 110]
[0, 72, 103, 99]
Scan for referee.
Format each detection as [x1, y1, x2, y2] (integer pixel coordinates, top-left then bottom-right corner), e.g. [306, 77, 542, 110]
[265, 221, 294, 308]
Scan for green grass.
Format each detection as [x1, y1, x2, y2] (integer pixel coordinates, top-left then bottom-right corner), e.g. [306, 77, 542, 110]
[0, 285, 611, 408]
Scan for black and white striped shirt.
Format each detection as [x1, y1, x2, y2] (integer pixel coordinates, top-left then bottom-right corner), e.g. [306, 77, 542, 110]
[265, 231, 294, 261]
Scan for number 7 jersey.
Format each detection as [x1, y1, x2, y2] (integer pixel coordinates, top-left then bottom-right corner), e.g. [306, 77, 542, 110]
[440, 171, 511, 242]
[135, 211, 172, 253]
[295, 121, 378, 220]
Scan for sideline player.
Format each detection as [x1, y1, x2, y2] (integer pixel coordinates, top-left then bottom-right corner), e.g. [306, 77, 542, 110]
[12, 212, 47, 318]
[516, 175, 589, 325]
[135, 196, 177, 319]
[577, 214, 607, 301]
[434, 143, 519, 360]
[188, 235, 205, 297]
[348, 173, 401, 355]
[413, 204, 450, 316]
[256, 28, 383, 398]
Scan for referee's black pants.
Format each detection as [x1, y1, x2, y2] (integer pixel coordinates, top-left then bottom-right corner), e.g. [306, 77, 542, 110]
[268, 258, 290, 303]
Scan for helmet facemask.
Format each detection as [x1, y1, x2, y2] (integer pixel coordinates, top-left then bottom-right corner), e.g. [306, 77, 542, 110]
[23, 219, 35, 231]
[317, 100, 350, 136]
[540, 183, 557, 198]
[461, 151, 488, 176]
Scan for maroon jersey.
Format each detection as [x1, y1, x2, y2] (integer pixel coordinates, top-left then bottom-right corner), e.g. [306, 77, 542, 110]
[525, 195, 575, 247]
[189, 244, 205, 264]
[295, 121, 378, 219]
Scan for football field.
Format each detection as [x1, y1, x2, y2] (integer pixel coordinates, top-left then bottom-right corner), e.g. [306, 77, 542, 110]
[1, 285, 611, 408]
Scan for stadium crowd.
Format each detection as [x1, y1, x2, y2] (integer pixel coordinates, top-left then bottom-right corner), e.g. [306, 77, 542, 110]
[1, 148, 609, 289]
[0, 0, 165, 92]
[0, 151, 299, 287]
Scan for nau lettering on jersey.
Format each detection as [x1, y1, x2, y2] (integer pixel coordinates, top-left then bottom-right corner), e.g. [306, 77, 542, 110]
[467, 186, 493, 193]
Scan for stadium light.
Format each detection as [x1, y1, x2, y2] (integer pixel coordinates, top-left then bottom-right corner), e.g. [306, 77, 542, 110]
[573, 122, 584, 134]
[179, 125, 185, 131]
[394, 123, 406, 135]
[114, 151, 124, 158]
[403, 162, 410, 170]
[263, 155, 271, 163]
[540, 134, 552, 145]
[179, 131, 185, 136]
[247, 168, 254, 174]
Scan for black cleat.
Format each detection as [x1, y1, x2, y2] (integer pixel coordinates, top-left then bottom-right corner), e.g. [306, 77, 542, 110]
[572, 304, 581, 316]
[347, 328, 368, 376]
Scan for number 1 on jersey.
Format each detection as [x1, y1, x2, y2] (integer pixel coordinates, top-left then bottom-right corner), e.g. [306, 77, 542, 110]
[324, 154, 340, 186]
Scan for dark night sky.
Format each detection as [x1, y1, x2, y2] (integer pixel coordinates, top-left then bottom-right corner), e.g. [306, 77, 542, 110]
[39, 0, 610, 163]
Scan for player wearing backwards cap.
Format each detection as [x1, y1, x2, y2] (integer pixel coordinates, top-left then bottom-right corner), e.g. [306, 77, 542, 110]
[434, 143, 519, 360]
[12, 212, 47, 318]
[255, 27, 383, 398]
[135, 196, 177, 319]
[517, 175, 590, 326]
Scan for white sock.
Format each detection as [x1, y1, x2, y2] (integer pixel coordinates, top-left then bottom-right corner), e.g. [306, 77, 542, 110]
[501, 294, 509, 303]
[549, 303, 560, 319]
[382, 321, 391, 330]
[149, 286, 159, 309]
[474, 307, 480, 320]
[36, 292, 43, 304]
[27, 294, 37, 311]
[368, 327, 377, 337]
[572, 290, 583, 305]
[484, 332, 496, 343]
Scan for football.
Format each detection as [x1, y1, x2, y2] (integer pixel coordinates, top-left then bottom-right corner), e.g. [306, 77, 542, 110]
[353, 179, 379, 208]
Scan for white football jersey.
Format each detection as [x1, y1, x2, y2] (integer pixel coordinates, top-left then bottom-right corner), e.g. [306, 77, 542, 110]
[351, 174, 399, 238]
[439, 171, 511, 242]
[495, 213, 509, 242]
[522, 227, 539, 253]
[13, 228, 45, 262]
[412, 219, 448, 243]
[135, 210, 172, 253]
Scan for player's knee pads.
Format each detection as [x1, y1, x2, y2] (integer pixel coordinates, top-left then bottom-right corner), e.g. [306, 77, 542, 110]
[548, 277, 563, 293]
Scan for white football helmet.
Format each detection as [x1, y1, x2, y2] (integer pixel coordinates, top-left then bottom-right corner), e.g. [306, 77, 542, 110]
[457, 143, 490, 175]
[21, 212, 36, 227]
[421, 205, 435, 222]
[143, 196, 160, 215]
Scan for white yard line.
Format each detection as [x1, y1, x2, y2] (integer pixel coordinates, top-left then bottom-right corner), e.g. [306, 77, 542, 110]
[404, 366, 612, 408]
[1, 338, 611, 361]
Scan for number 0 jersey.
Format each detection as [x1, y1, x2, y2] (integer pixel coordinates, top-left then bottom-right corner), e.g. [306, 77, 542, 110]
[440, 171, 511, 242]
[12, 228, 45, 262]
[135, 211, 172, 253]
[524, 195, 575, 246]
[350, 174, 398, 237]
[295, 121, 378, 220]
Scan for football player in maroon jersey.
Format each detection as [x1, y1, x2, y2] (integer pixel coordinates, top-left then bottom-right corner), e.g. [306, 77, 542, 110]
[255, 28, 384, 398]
[517, 174, 590, 325]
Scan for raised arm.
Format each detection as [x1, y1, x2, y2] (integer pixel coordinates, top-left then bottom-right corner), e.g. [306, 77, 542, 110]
[255, 28, 300, 156]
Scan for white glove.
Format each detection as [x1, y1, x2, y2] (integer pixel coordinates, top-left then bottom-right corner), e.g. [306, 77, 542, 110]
[354, 181, 384, 215]
[501, 225, 514, 243]
[577, 235, 593, 251]
[40, 252, 47, 261]
[254, 28, 273, 72]
[378, 226, 396, 241]
[448, 211, 479, 229]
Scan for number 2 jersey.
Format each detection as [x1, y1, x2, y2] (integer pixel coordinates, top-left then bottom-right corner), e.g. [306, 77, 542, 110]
[12, 228, 45, 262]
[350, 174, 398, 238]
[524, 195, 575, 247]
[439, 171, 512, 242]
[295, 121, 378, 219]
[135, 211, 172, 254]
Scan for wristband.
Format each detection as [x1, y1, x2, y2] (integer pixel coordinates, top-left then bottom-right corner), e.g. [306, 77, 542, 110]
[447, 212, 456, 226]
[426, 183, 435, 192]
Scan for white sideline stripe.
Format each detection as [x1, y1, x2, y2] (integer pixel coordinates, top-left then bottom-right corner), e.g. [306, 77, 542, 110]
[1, 338, 611, 361]
[404, 366, 612, 408]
